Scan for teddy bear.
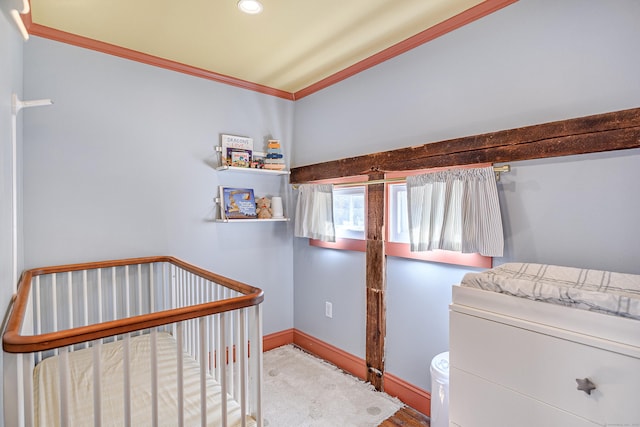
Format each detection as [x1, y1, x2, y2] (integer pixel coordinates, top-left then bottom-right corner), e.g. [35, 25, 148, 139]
[255, 196, 273, 219]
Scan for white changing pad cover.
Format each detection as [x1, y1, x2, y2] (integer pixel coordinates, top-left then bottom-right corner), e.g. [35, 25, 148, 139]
[461, 263, 640, 320]
[34, 332, 255, 427]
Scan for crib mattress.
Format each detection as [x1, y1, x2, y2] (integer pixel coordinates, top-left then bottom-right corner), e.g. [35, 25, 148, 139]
[34, 332, 255, 427]
[461, 262, 640, 320]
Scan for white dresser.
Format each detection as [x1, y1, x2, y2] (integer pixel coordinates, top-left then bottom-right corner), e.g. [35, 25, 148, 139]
[449, 285, 640, 427]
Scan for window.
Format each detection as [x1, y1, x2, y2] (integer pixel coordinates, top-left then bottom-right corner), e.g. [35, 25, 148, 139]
[308, 166, 494, 267]
[387, 183, 409, 243]
[333, 186, 366, 240]
[309, 177, 367, 252]
[384, 169, 493, 268]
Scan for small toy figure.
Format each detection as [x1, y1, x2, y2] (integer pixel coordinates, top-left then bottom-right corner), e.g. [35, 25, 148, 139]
[255, 196, 273, 219]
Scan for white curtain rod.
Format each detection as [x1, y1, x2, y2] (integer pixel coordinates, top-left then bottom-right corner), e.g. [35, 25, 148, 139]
[293, 165, 510, 188]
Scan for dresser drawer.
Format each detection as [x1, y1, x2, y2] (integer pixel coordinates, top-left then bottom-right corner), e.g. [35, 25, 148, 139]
[450, 311, 640, 425]
[450, 368, 599, 427]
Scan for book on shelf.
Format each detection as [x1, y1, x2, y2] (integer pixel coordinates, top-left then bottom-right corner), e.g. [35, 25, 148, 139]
[220, 187, 257, 219]
[221, 134, 253, 166]
[229, 148, 252, 167]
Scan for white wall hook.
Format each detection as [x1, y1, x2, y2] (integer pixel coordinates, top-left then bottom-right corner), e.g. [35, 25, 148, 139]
[9, 0, 30, 41]
[12, 94, 54, 115]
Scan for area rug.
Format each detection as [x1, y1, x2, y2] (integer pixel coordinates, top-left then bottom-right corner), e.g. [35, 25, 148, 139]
[263, 345, 404, 427]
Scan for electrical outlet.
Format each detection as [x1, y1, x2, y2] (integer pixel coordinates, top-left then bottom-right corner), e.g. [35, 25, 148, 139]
[325, 301, 333, 318]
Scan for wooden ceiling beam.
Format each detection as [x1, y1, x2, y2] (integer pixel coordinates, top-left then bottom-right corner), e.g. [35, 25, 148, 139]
[290, 107, 640, 183]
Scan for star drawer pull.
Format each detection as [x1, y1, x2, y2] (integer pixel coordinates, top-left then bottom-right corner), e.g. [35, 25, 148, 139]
[576, 378, 597, 395]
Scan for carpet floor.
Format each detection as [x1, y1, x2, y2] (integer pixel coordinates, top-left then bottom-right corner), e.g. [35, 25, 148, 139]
[263, 345, 404, 427]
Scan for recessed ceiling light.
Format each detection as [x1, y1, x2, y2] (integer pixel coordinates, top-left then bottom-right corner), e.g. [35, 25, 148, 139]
[238, 0, 263, 14]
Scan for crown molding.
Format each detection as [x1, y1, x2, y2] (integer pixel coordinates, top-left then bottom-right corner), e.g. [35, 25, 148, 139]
[25, 22, 296, 101]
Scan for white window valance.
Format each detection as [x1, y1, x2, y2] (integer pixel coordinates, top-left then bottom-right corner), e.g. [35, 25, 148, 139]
[294, 184, 336, 242]
[406, 166, 504, 257]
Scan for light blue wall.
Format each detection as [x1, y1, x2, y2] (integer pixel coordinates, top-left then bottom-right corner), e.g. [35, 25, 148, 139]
[293, 0, 640, 391]
[498, 150, 640, 272]
[1, 3, 24, 425]
[22, 37, 296, 336]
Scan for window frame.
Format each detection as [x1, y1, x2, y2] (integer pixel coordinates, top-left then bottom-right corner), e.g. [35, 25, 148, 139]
[308, 165, 494, 268]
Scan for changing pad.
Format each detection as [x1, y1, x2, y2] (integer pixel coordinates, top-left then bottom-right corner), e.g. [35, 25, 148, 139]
[461, 263, 640, 320]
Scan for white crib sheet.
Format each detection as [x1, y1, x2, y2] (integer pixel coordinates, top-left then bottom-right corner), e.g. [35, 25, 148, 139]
[34, 332, 255, 427]
[461, 263, 640, 320]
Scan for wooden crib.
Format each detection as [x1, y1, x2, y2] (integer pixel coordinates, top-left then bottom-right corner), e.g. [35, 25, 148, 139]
[3, 256, 264, 427]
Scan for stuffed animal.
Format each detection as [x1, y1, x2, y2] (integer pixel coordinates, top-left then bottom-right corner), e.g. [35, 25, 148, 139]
[255, 196, 273, 219]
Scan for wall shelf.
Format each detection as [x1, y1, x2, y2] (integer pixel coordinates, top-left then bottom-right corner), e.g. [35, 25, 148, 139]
[216, 165, 290, 176]
[215, 218, 290, 223]
[215, 141, 289, 222]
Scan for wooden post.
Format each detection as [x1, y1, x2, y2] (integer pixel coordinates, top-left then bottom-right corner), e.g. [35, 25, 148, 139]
[365, 172, 386, 390]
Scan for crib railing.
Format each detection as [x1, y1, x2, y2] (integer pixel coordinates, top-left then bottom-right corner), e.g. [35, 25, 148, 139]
[3, 256, 264, 427]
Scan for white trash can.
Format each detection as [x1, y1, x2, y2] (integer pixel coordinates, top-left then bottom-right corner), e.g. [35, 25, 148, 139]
[430, 351, 449, 427]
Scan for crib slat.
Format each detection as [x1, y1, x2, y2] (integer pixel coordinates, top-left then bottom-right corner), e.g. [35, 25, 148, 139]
[123, 334, 131, 426]
[67, 271, 73, 334]
[16, 354, 25, 427]
[199, 317, 207, 427]
[24, 352, 35, 427]
[93, 340, 103, 427]
[220, 312, 228, 427]
[177, 322, 185, 427]
[58, 347, 70, 427]
[214, 286, 222, 382]
[34, 276, 41, 337]
[34, 276, 42, 364]
[150, 329, 159, 426]
[208, 283, 214, 376]
[189, 273, 195, 356]
[189, 272, 195, 359]
[209, 304, 215, 377]
[150, 265, 155, 312]
[240, 308, 248, 427]
[161, 263, 168, 314]
[83, 270, 89, 349]
[125, 265, 131, 318]
[232, 309, 239, 400]
[253, 305, 264, 427]
[137, 264, 143, 316]
[171, 264, 177, 336]
[52, 275, 58, 356]
[111, 267, 117, 322]
[97, 268, 103, 326]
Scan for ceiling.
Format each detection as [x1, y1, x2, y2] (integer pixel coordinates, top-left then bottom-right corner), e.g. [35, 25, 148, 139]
[26, 0, 514, 99]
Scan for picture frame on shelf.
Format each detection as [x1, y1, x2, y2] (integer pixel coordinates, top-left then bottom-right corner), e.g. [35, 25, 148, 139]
[219, 187, 257, 220]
